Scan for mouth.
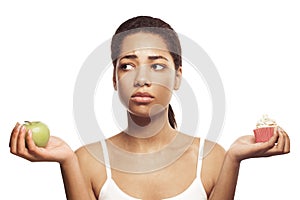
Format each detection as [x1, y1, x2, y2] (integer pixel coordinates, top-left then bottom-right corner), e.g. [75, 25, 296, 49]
[131, 92, 154, 103]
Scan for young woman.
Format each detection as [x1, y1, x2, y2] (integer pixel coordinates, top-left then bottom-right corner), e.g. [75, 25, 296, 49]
[9, 16, 290, 200]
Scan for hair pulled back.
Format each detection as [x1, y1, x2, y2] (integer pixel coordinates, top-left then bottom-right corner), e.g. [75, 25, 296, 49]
[111, 16, 182, 129]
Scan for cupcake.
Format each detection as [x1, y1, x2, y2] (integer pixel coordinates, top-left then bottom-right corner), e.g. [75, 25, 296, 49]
[253, 114, 277, 142]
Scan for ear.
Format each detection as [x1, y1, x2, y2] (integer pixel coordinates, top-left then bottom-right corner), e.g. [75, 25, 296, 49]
[174, 66, 182, 90]
[113, 68, 117, 90]
[113, 78, 117, 90]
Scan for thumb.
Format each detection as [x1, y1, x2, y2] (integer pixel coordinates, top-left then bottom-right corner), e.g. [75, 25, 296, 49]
[25, 130, 37, 150]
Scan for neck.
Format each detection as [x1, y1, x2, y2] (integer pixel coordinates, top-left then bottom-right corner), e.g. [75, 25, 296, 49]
[121, 108, 177, 153]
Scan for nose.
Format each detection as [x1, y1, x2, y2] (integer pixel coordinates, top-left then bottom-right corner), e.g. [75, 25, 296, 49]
[134, 65, 151, 87]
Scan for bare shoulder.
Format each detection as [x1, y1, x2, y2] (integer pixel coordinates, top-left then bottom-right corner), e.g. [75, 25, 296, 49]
[203, 139, 226, 161]
[201, 139, 226, 195]
[202, 140, 226, 174]
[75, 142, 105, 162]
[75, 142, 108, 196]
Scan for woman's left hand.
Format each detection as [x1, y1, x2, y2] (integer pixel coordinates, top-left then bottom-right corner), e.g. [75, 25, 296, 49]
[227, 126, 290, 163]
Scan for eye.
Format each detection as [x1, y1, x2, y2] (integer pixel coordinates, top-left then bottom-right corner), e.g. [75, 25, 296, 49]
[151, 64, 165, 71]
[119, 64, 134, 71]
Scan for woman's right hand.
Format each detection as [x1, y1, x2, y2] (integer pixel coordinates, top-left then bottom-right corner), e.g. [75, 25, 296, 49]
[9, 122, 75, 165]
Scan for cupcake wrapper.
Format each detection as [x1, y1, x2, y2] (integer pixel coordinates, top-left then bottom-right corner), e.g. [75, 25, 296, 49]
[253, 127, 275, 142]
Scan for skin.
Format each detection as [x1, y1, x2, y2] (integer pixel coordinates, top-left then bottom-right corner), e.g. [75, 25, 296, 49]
[114, 33, 181, 139]
[9, 32, 290, 200]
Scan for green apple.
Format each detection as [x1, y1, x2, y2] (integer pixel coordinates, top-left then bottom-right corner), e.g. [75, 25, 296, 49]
[24, 121, 50, 147]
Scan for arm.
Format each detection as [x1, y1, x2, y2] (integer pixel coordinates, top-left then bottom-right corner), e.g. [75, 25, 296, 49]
[208, 151, 240, 199]
[60, 154, 95, 200]
[9, 123, 95, 200]
[208, 127, 290, 200]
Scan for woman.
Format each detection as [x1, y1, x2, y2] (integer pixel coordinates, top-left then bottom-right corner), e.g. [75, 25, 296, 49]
[9, 16, 290, 200]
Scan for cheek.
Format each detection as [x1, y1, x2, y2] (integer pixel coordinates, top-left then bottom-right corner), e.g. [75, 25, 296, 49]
[117, 74, 134, 107]
[157, 85, 173, 104]
[150, 72, 176, 91]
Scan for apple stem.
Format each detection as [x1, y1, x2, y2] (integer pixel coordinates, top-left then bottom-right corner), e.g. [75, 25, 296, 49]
[24, 121, 31, 125]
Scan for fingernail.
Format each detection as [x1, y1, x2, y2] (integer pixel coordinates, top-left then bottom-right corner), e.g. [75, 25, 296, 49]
[26, 130, 31, 138]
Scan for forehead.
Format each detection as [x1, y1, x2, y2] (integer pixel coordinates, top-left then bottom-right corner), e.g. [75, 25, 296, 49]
[120, 32, 170, 56]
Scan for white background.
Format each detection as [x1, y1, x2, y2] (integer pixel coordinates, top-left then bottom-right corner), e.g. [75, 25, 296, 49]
[1, 0, 299, 199]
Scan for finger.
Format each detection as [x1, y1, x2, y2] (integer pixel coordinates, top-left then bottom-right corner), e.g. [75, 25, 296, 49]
[258, 129, 281, 156]
[264, 128, 279, 149]
[9, 122, 20, 146]
[16, 125, 28, 156]
[9, 122, 21, 154]
[276, 130, 285, 148]
[272, 128, 290, 156]
[19, 130, 39, 161]
[25, 130, 38, 154]
[281, 129, 290, 154]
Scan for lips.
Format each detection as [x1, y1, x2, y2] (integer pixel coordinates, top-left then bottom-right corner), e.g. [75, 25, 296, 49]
[131, 92, 154, 103]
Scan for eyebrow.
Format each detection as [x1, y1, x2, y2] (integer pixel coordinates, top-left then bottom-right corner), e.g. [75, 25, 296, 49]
[148, 55, 169, 61]
[120, 54, 138, 60]
[119, 54, 169, 61]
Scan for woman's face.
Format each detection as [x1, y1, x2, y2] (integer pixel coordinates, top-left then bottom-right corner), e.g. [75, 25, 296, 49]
[114, 32, 182, 117]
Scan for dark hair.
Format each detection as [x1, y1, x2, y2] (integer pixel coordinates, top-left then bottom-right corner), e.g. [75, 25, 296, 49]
[111, 16, 182, 129]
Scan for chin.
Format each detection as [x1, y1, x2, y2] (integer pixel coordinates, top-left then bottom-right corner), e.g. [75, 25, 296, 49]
[128, 106, 151, 118]
[128, 104, 167, 118]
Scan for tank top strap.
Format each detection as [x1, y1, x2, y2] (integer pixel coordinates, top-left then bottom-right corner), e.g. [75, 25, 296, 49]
[196, 138, 205, 177]
[100, 140, 112, 178]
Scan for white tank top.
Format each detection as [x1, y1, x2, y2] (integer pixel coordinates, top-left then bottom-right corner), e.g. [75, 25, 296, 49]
[99, 138, 207, 200]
